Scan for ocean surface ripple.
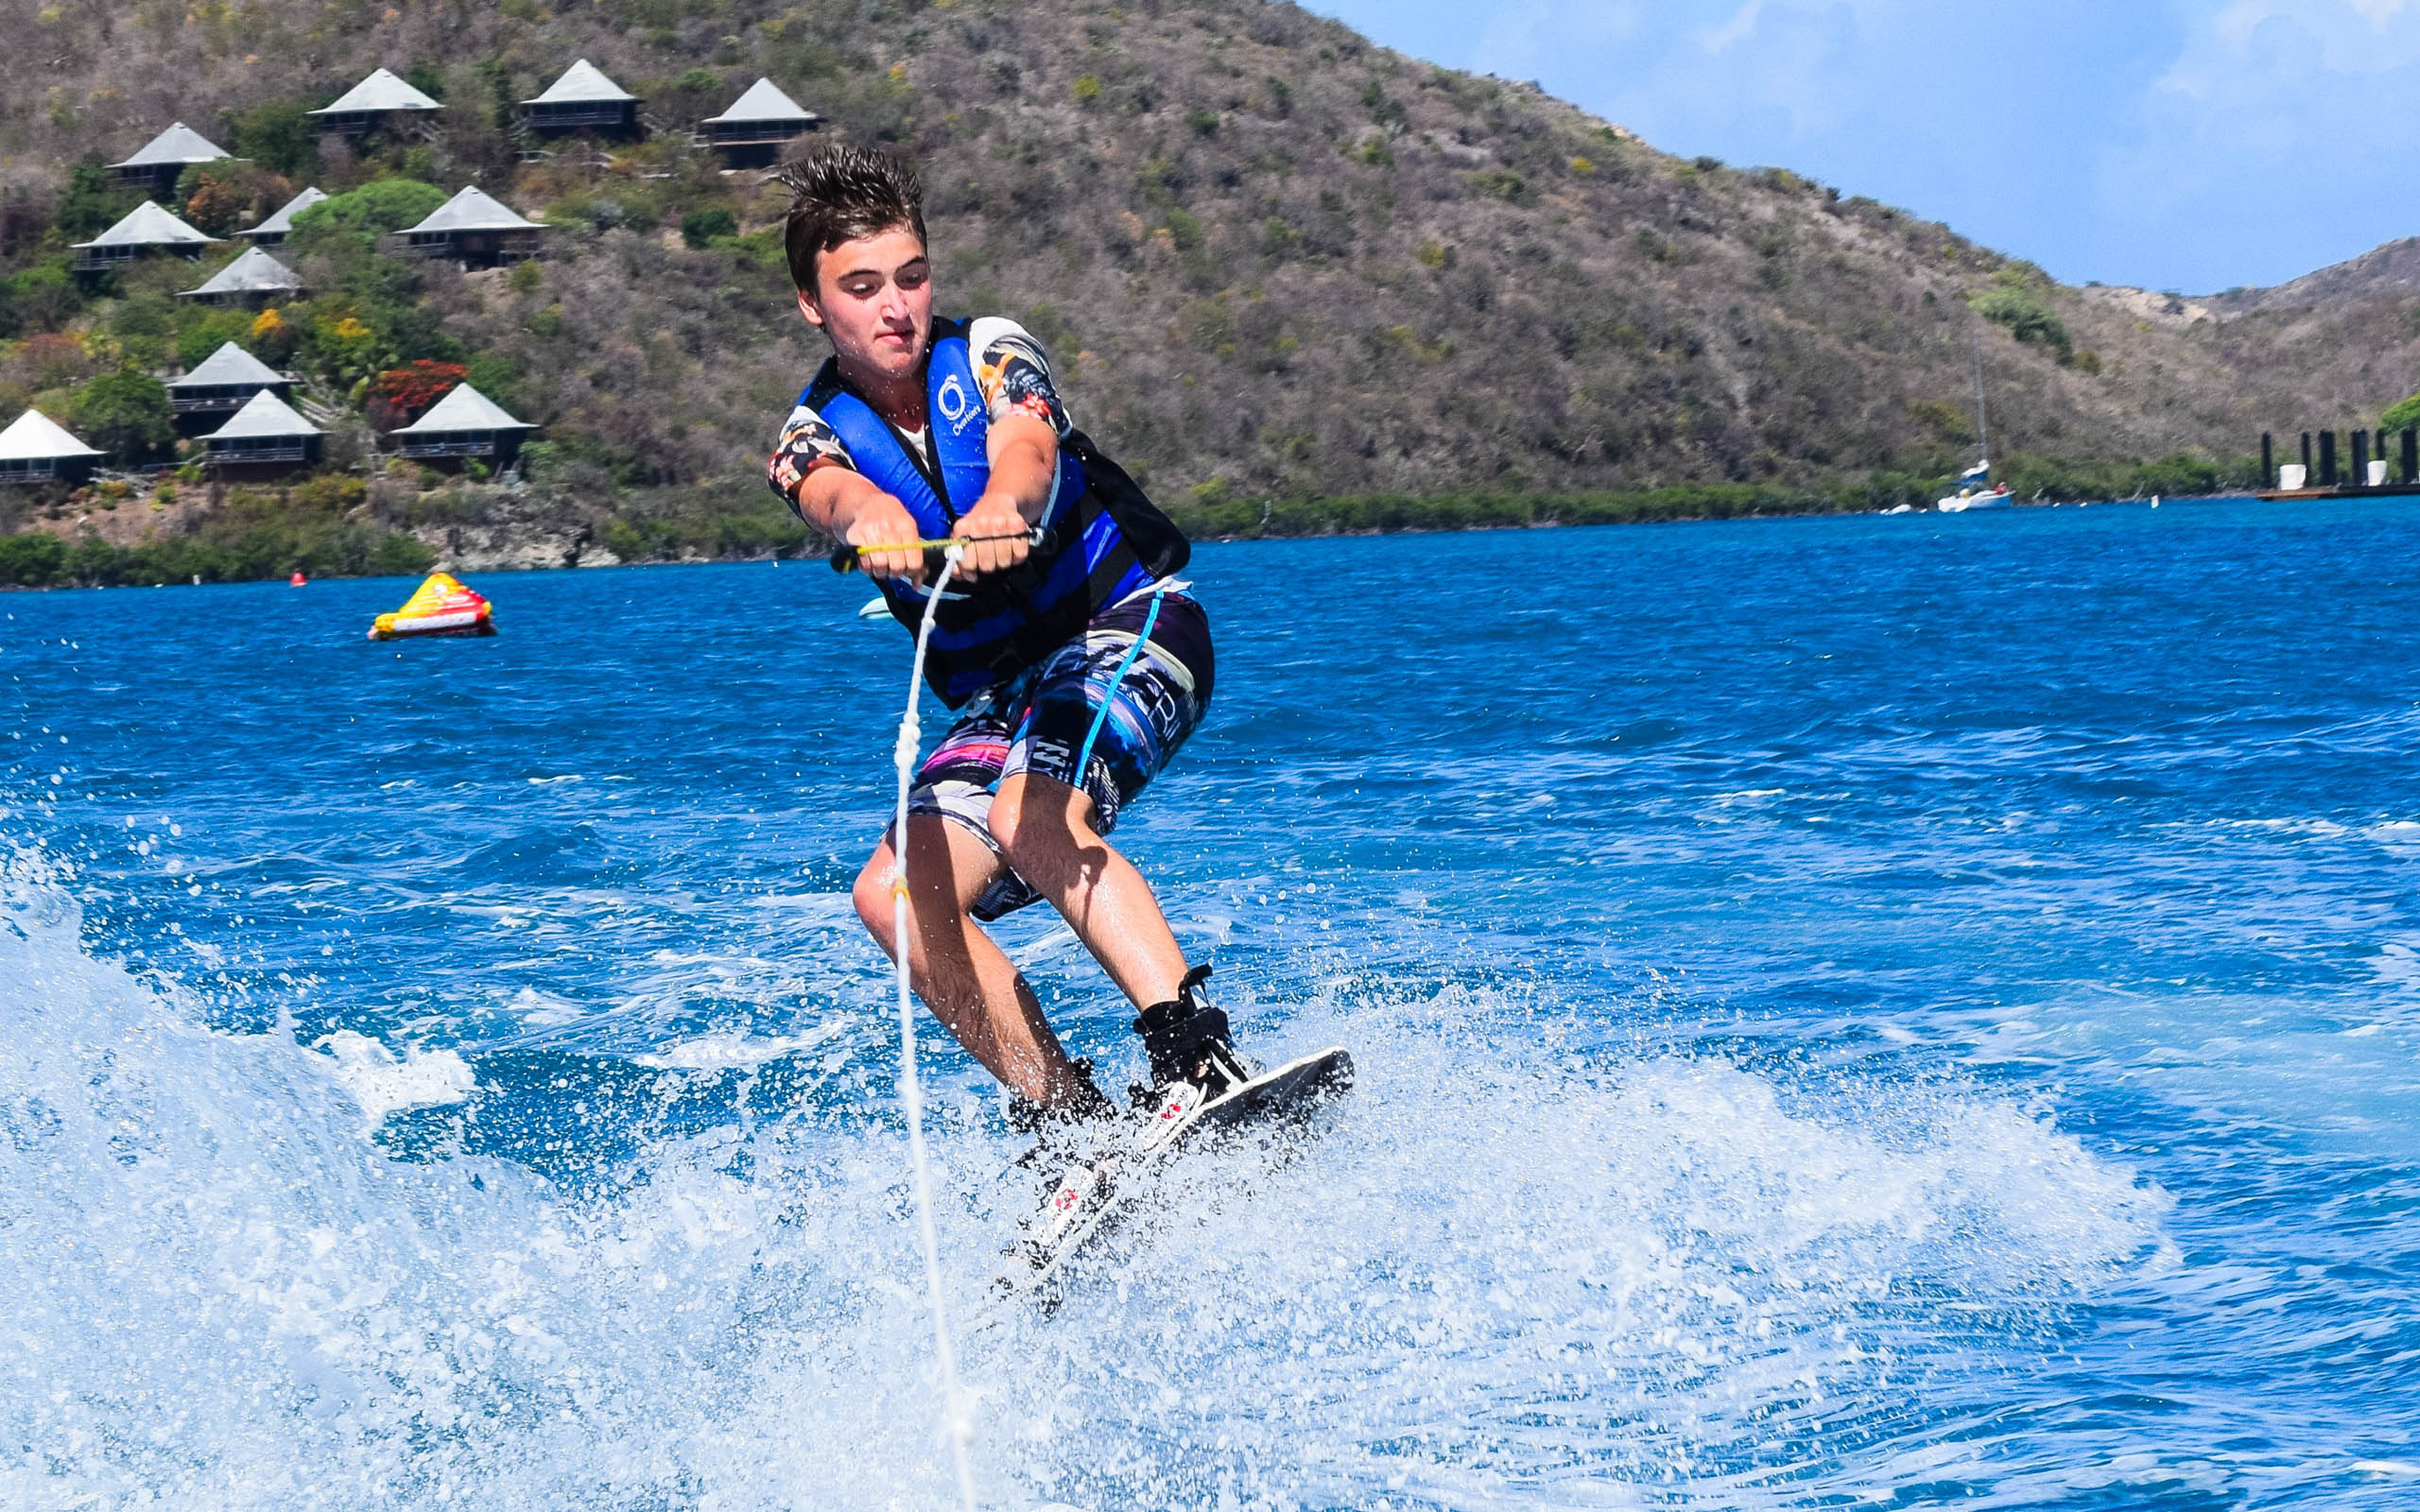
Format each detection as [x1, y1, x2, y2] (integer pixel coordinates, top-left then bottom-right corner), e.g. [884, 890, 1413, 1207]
[4, 499, 2416, 1509]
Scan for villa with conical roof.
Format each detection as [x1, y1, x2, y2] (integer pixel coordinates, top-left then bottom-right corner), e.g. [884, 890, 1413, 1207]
[112, 122, 233, 196]
[167, 342, 296, 430]
[205, 388, 320, 475]
[700, 78, 820, 166]
[236, 187, 329, 247]
[521, 59, 640, 137]
[401, 186, 542, 267]
[0, 410, 103, 487]
[392, 383, 536, 471]
[179, 247, 304, 306]
[308, 68, 443, 136]
[72, 201, 217, 271]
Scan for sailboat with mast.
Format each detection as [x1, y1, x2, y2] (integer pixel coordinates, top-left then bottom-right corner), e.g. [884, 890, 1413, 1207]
[1936, 334, 2014, 511]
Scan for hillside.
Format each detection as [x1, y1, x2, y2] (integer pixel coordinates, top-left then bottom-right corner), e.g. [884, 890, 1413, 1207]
[0, 0, 2411, 577]
[2194, 239, 2420, 437]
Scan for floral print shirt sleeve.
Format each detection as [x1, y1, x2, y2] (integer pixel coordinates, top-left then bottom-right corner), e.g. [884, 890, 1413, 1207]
[765, 401, 854, 517]
[967, 316, 1074, 438]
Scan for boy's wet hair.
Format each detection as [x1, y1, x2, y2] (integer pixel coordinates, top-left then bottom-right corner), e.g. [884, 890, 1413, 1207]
[775, 145, 927, 297]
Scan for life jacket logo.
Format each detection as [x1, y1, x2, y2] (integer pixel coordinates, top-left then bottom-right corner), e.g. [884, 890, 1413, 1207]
[936, 374, 975, 434]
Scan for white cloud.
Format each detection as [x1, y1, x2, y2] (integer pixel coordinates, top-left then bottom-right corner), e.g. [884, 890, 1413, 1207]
[2091, 0, 2420, 285]
[1309, 0, 2420, 288]
[1703, 0, 1767, 54]
[2162, 0, 2420, 95]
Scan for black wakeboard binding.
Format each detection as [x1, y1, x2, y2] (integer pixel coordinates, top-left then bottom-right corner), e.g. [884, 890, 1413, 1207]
[1132, 964, 1250, 1100]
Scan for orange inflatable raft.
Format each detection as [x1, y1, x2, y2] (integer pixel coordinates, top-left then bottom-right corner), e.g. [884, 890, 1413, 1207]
[368, 573, 497, 640]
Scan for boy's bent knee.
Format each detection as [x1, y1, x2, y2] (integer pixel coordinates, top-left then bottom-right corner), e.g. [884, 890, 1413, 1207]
[986, 789, 1027, 858]
[851, 856, 894, 938]
[861, 816, 991, 932]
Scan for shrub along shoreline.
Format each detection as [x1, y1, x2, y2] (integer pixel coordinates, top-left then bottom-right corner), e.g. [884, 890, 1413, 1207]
[0, 474, 436, 589]
[0, 449, 2263, 589]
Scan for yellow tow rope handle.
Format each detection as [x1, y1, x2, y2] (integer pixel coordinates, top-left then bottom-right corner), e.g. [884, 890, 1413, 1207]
[829, 525, 1054, 576]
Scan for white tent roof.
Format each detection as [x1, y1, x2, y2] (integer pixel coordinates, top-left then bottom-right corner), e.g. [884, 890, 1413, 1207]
[706, 77, 817, 124]
[242, 186, 329, 238]
[169, 342, 289, 390]
[113, 122, 232, 169]
[209, 388, 320, 440]
[309, 68, 442, 116]
[525, 59, 635, 105]
[180, 247, 303, 299]
[406, 185, 543, 234]
[394, 382, 533, 434]
[74, 200, 217, 249]
[0, 409, 102, 462]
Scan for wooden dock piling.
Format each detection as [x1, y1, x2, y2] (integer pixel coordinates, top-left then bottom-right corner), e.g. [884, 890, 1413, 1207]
[2257, 422, 2420, 500]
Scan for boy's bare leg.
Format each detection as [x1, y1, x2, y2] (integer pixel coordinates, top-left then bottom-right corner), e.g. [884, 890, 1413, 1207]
[852, 814, 1091, 1106]
[987, 772, 1189, 1010]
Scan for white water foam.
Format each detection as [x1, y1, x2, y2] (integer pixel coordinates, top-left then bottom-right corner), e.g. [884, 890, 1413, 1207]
[632, 1023, 850, 1071]
[0, 850, 2170, 1509]
[314, 1031, 477, 1131]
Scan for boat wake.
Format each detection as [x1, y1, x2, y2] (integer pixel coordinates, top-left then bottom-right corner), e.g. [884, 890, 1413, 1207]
[0, 847, 2170, 1510]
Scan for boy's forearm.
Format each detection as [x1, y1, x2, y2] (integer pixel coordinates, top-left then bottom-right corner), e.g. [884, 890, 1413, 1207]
[797, 467, 881, 538]
[981, 413, 1058, 522]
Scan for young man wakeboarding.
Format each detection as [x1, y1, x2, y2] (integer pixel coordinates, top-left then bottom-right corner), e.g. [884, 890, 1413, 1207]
[765, 145, 1245, 1143]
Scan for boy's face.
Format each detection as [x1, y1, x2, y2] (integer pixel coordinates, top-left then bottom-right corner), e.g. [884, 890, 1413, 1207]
[796, 225, 933, 388]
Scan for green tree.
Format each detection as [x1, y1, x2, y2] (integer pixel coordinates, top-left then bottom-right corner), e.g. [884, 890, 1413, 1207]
[1969, 284, 2073, 362]
[176, 306, 254, 369]
[225, 100, 319, 179]
[681, 208, 737, 249]
[465, 352, 523, 409]
[0, 535, 71, 587]
[69, 369, 175, 462]
[2381, 391, 2420, 436]
[108, 290, 180, 368]
[10, 260, 82, 332]
[291, 179, 450, 239]
[53, 163, 135, 240]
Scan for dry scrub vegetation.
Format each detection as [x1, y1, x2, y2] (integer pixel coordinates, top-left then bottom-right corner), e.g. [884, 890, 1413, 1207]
[0, 0, 2389, 574]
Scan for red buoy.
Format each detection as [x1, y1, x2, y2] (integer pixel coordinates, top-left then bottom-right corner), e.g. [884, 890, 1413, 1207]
[289, 571, 307, 587]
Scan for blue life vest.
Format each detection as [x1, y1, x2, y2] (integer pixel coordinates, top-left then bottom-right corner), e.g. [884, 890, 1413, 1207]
[801, 317, 1190, 705]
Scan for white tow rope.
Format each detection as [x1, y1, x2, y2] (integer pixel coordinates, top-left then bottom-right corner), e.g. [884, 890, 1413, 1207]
[888, 545, 979, 1512]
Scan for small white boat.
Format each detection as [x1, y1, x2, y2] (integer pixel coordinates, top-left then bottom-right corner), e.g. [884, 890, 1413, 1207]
[1937, 460, 2012, 512]
[1935, 338, 2011, 511]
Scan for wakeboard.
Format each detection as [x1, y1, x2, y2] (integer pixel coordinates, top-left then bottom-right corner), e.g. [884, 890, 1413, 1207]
[988, 1044, 1355, 1310]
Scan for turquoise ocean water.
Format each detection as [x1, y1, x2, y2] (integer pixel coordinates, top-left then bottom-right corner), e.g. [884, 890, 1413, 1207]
[3, 498, 2416, 1508]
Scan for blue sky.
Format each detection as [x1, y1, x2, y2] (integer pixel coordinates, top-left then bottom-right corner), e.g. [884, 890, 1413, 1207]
[1305, 0, 2418, 293]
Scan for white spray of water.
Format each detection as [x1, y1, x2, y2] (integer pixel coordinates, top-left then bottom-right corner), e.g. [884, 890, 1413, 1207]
[315, 1030, 476, 1132]
[0, 848, 976, 1510]
[0, 849, 2173, 1509]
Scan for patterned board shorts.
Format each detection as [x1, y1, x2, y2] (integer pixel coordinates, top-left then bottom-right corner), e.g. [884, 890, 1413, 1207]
[903, 591, 1214, 920]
